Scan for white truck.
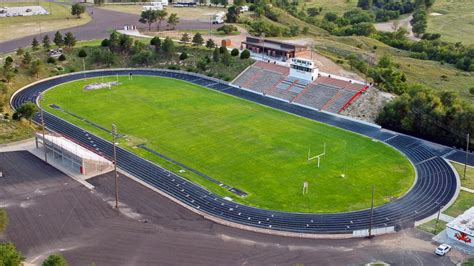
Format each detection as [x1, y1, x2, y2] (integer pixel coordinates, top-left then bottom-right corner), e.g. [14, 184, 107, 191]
[211, 12, 225, 24]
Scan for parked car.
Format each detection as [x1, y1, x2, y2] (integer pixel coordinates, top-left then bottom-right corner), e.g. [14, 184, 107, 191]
[434, 244, 451, 256]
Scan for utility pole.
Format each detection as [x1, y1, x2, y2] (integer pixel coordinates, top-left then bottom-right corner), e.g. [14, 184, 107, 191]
[463, 133, 470, 180]
[261, 32, 265, 61]
[368, 185, 375, 238]
[82, 58, 86, 80]
[434, 205, 443, 234]
[112, 124, 119, 209]
[39, 93, 47, 163]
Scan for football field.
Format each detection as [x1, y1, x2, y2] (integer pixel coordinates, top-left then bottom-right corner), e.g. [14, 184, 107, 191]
[42, 75, 414, 213]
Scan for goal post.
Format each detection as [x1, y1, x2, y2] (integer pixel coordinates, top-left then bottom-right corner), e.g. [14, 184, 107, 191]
[308, 142, 326, 168]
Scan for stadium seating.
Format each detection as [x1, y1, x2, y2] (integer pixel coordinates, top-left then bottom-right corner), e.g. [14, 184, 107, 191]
[233, 62, 366, 113]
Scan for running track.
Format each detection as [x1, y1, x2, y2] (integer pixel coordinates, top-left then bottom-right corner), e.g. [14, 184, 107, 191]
[10, 69, 472, 235]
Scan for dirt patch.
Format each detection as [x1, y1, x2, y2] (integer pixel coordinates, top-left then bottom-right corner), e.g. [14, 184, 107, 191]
[340, 87, 394, 122]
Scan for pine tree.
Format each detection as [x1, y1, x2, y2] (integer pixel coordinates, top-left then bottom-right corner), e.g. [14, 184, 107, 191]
[31, 37, 39, 50]
[42, 35, 51, 49]
[53, 31, 64, 47]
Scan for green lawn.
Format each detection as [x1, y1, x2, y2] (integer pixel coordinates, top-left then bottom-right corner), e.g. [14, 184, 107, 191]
[451, 162, 474, 190]
[444, 191, 474, 217]
[417, 219, 447, 235]
[427, 0, 474, 45]
[306, 0, 357, 15]
[42, 75, 414, 213]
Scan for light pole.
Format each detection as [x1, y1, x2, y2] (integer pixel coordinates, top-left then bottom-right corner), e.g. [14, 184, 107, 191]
[368, 185, 375, 238]
[82, 58, 86, 80]
[39, 93, 47, 163]
[112, 124, 119, 209]
[261, 32, 265, 61]
[463, 133, 470, 180]
[434, 204, 444, 234]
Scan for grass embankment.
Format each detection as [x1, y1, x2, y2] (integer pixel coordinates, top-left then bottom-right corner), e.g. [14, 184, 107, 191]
[451, 162, 474, 190]
[0, 1, 90, 43]
[43, 76, 414, 213]
[427, 0, 474, 45]
[444, 191, 474, 217]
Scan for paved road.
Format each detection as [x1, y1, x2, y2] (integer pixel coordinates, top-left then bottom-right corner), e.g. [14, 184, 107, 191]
[1, 151, 470, 265]
[0, 4, 218, 54]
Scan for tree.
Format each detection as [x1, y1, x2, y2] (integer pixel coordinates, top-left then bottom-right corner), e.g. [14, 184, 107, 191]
[230, 48, 239, 56]
[93, 0, 105, 5]
[71, 3, 86, 18]
[219, 0, 229, 7]
[306, 7, 320, 17]
[2, 56, 14, 82]
[42, 253, 67, 266]
[0, 242, 24, 266]
[211, 0, 220, 6]
[205, 39, 215, 49]
[58, 54, 66, 61]
[221, 48, 231, 66]
[161, 37, 175, 57]
[30, 59, 43, 78]
[357, 0, 372, 10]
[22, 52, 32, 65]
[180, 33, 190, 45]
[179, 52, 188, 60]
[14, 102, 37, 122]
[240, 49, 250, 59]
[42, 35, 51, 49]
[156, 10, 168, 31]
[167, 13, 179, 30]
[53, 31, 64, 47]
[150, 36, 161, 51]
[16, 47, 24, 56]
[63, 32, 76, 48]
[78, 49, 87, 58]
[31, 37, 39, 50]
[101, 38, 110, 47]
[213, 47, 220, 62]
[118, 34, 133, 52]
[217, 24, 238, 34]
[0, 209, 7, 233]
[470, 87, 474, 96]
[139, 10, 158, 31]
[226, 5, 239, 22]
[192, 32, 204, 46]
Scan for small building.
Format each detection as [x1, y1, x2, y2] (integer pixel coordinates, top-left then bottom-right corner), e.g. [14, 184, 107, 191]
[446, 207, 474, 247]
[241, 36, 307, 60]
[289, 57, 318, 81]
[35, 133, 112, 176]
[221, 39, 231, 47]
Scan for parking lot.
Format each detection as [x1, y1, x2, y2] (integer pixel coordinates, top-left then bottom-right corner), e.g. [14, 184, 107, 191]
[0, 5, 48, 18]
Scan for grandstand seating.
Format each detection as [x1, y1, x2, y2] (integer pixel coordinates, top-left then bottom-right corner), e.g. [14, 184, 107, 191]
[233, 62, 366, 113]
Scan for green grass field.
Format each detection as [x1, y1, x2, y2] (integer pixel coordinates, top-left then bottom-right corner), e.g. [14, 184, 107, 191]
[42, 76, 414, 213]
[427, 0, 474, 45]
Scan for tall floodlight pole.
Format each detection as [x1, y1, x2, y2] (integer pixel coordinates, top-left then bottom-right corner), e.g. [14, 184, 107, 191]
[112, 124, 119, 209]
[261, 32, 265, 61]
[463, 133, 470, 180]
[39, 93, 47, 163]
[368, 185, 375, 237]
[82, 58, 86, 80]
[434, 204, 443, 234]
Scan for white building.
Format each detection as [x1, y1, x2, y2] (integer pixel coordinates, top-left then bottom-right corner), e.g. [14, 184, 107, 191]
[151, 0, 168, 6]
[143, 3, 163, 11]
[446, 207, 474, 248]
[289, 58, 319, 82]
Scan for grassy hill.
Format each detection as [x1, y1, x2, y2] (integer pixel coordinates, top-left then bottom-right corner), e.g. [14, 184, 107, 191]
[427, 0, 474, 45]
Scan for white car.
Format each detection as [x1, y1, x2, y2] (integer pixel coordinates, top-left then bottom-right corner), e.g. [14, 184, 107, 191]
[434, 244, 451, 256]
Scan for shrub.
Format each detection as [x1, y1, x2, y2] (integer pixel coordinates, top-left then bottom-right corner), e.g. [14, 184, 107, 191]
[46, 57, 56, 64]
[101, 38, 110, 47]
[78, 49, 87, 58]
[179, 52, 188, 60]
[219, 46, 227, 54]
[58, 54, 66, 61]
[230, 48, 239, 57]
[217, 24, 238, 34]
[240, 49, 250, 59]
[469, 87, 474, 95]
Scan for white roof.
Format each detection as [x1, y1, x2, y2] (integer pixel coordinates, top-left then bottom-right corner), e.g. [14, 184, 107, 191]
[40, 134, 111, 163]
[447, 207, 474, 236]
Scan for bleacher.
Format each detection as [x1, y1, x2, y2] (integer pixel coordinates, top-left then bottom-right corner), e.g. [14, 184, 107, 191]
[268, 77, 311, 102]
[232, 61, 367, 113]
